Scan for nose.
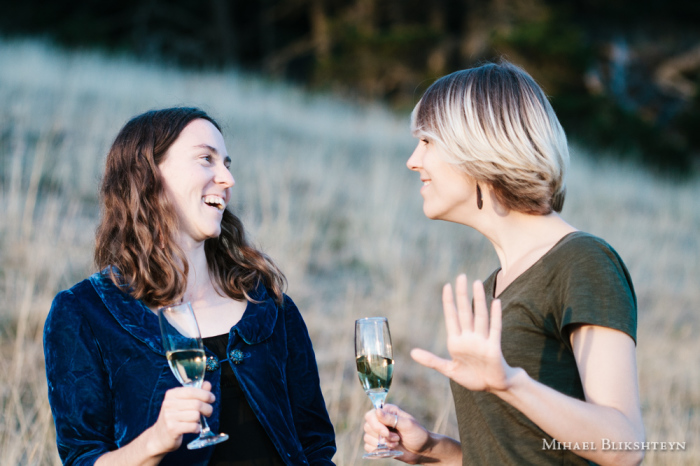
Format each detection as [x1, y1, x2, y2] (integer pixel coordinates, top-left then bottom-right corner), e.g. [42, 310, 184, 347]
[406, 141, 423, 171]
[216, 162, 235, 188]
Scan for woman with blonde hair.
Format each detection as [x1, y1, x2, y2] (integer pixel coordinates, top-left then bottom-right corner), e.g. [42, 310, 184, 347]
[44, 107, 335, 465]
[363, 62, 645, 465]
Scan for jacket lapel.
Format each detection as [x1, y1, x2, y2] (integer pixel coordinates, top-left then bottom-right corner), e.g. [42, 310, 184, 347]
[89, 271, 165, 355]
[231, 283, 278, 345]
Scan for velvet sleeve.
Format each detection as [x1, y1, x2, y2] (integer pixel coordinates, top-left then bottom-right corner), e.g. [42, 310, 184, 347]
[44, 289, 115, 465]
[282, 296, 336, 465]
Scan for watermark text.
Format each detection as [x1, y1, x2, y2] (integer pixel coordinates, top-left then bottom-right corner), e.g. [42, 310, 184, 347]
[542, 438, 686, 451]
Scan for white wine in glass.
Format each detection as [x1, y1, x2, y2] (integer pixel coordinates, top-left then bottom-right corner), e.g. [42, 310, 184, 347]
[158, 302, 229, 450]
[355, 317, 403, 459]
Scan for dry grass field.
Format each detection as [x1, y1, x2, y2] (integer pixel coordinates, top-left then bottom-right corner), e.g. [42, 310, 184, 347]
[1, 39, 698, 465]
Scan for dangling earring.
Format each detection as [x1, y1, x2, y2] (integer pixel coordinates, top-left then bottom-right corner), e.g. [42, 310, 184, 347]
[476, 184, 483, 210]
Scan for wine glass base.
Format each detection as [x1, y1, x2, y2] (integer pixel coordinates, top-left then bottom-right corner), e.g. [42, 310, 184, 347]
[187, 432, 229, 450]
[363, 449, 403, 459]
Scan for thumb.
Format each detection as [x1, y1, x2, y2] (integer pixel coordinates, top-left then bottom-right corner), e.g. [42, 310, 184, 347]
[411, 348, 452, 376]
[376, 407, 398, 427]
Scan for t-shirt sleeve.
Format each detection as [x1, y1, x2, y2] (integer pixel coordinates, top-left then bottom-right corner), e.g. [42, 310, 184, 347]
[558, 236, 637, 345]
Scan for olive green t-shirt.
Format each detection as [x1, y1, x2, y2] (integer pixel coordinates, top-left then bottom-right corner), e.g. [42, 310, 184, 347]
[451, 231, 637, 465]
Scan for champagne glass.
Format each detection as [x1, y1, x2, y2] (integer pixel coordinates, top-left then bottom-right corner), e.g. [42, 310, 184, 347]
[355, 317, 403, 459]
[158, 302, 229, 450]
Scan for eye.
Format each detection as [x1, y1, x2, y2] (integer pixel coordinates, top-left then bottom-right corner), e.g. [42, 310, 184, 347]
[420, 138, 430, 145]
[201, 154, 213, 164]
[223, 157, 232, 169]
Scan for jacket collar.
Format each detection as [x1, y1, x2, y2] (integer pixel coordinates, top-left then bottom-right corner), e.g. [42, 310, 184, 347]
[89, 270, 278, 353]
[90, 270, 165, 355]
[230, 280, 278, 345]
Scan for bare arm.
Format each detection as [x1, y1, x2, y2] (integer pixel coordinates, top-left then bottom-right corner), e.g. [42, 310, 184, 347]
[491, 325, 644, 465]
[411, 275, 644, 466]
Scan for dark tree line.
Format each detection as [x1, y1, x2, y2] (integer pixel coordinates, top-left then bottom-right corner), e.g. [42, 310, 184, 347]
[2, 0, 699, 173]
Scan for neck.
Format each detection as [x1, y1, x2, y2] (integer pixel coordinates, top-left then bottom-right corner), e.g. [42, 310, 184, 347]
[178, 238, 217, 305]
[463, 207, 576, 296]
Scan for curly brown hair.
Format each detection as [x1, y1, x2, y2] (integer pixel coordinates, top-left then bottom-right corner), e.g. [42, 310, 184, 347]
[94, 107, 286, 306]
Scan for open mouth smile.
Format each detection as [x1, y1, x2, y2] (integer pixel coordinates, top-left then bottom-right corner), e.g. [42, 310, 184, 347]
[202, 195, 226, 211]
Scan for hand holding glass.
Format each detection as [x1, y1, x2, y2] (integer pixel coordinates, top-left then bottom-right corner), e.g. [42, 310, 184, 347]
[355, 317, 403, 459]
[158, 302, 229, 449]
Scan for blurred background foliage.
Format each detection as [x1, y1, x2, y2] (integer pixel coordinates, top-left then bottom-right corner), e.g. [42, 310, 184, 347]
[1, 0, 699, 174]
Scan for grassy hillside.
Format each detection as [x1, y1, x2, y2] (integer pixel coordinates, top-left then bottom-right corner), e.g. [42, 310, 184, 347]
[0, 39, 698, 465]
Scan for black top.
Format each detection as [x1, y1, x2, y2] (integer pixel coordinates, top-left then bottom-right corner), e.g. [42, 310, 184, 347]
[203, 333, 286, 466]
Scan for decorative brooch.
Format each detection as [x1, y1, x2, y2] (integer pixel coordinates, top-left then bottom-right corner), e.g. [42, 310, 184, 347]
[204, 349, 250, 372]
[206, 356, 220, 372]
[228, 349, 247, 365]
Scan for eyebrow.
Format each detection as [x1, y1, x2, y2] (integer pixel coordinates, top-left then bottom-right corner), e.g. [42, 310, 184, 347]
[194, 144, 220, 154]
[195, 144, 231, 164]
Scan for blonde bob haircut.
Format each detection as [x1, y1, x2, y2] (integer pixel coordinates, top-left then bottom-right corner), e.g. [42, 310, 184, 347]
[411, 60, 569, 214]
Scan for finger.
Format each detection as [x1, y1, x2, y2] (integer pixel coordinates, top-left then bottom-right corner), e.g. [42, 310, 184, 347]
[166, 420, 201, 435]
[378, 404, 403, 418]
[364, 433, 380, 452]
[442, 283, 461, 336]
[380, 409, 403, 439]
[167, 386, 215, 403]
[165, 409, 202, 424]
[455, 274, 472, 332]
[472, 280, 489, 337]
[199, 400, 214, 417]
[372, 409, 402, 441]
[411, 348, 453, 376]
[365, 430, 400, 449]
[202, 381, 212, 391]
[489, 299, 503, 345]
[363, 409, 386, 435]
[181, 421, 202, 434]
[162, 398, 214, 418]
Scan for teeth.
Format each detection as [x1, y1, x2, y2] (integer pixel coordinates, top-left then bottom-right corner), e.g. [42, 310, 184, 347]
[203, 195, 225, 211]
[423, 181, 431, 186]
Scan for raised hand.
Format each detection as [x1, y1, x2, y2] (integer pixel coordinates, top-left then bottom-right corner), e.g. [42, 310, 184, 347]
[411, 274, 515, 393]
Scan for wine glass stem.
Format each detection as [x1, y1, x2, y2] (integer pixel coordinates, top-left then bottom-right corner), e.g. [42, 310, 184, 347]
[374, 400, 388, 450]
[200, 414, 212, 435]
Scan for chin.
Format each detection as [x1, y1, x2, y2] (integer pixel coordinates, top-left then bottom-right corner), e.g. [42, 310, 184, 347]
[422, 205, 442, 220]
[201, 227, 222, 240]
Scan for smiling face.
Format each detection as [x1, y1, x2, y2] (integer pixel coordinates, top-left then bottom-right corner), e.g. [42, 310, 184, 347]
[158, 118, 234, 248]
[406, 138, 477, 223]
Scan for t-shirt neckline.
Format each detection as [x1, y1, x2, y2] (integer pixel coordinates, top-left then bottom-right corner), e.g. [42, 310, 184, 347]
[491, 230, 585, 299]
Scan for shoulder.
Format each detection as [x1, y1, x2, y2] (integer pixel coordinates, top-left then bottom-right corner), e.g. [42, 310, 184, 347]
[553, 233, 637, 338]
[45, 273, 115, 334]
[548, 232, 631, 280]
[47, 277, 98, 320]
[44, 276, 107, 354]
[281, 293, 299, 311]
[278, 293, 315, 341]
[280, 293, 305, 323]
[556, 231, 624, 262]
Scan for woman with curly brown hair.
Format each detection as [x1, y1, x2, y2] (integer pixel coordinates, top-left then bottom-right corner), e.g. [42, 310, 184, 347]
[44, 107, 335, 466]
[363, 62, 645, 465]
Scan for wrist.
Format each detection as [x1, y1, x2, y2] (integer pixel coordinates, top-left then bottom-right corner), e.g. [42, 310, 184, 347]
[421, 432, 461, 465]
[143, 426, 169, 460]
[489, 366, 528, 398]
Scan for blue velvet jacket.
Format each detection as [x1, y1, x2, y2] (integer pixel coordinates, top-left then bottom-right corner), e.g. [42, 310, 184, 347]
[44, 271, 336, 465]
